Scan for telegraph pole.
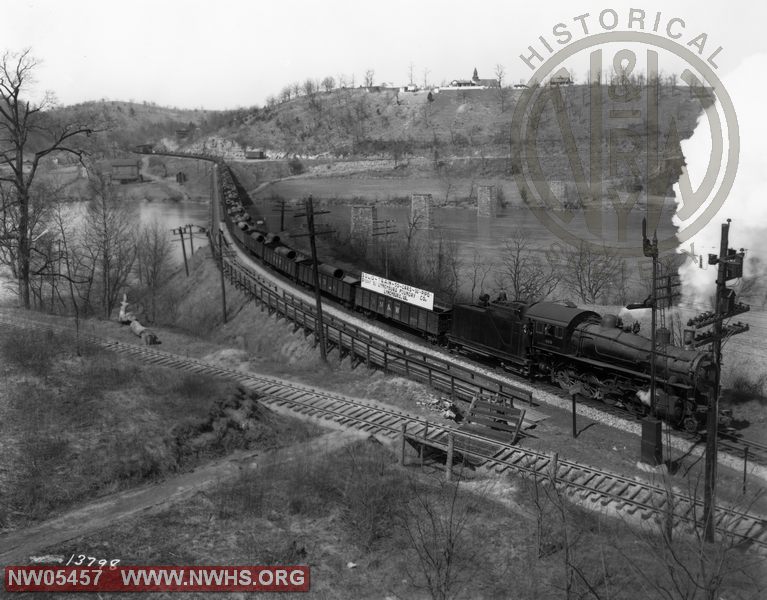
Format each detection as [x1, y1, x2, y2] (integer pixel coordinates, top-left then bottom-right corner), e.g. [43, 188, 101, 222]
[689, 220, 749, 541]
[217, 225, 230, 324]
[185, 224, 208, 256]
[372, 218, 397, 279]
[292, 195, 333, 362]
[171, 226, 189, 276]
[272, 198, 292, 232]
[186, 224, 195, 254]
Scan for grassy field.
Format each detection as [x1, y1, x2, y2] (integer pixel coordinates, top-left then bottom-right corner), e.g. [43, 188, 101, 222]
[40, 439, 766, 599]
[0, 327, 318, 531]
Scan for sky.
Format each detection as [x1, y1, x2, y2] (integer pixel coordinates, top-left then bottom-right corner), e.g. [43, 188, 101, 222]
[3, 0, 767, 110]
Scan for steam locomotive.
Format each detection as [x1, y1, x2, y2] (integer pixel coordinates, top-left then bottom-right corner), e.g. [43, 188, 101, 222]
[449, 301, 715, 432]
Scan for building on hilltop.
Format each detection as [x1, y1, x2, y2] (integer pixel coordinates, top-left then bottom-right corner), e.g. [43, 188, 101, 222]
[448, 67, 500, 89]
[471, 67, 499, 88]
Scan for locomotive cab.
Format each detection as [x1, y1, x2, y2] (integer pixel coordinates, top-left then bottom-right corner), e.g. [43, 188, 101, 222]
[525, 302, 601, 355]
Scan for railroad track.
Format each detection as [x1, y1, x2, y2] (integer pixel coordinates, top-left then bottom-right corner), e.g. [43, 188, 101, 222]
[2, 313, 766, 551]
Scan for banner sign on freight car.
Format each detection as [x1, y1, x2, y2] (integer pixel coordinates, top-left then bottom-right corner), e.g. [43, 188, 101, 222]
[361, 273, 434, 310]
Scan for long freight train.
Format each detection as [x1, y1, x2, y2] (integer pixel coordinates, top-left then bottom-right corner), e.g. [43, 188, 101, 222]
[139, 148, 719, 433]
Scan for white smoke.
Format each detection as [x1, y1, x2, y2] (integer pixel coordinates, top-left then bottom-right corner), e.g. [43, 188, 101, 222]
[675, 54, 767, 305]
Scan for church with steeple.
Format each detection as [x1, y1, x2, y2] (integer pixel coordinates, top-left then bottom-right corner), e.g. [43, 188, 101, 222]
[449, 67, 500, 88]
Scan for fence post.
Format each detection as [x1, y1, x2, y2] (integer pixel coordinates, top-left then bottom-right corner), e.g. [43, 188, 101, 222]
[446, 433, 454, 482]
[743, 446, 749, 495]
[400, 422, 407, 466]
[548, 452, 559, 483]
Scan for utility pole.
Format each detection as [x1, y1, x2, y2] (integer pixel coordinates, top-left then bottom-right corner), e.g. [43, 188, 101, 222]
[272, 198, 292, 232]
[184, 223, 207, 256]
[186, 224, 195, 254]
[683, 219, 749, 542]
[292, 195, 333, 362]
[170, 226, 189, 276]
[217, 225, 234, 324]
[372, 218, 396, 279]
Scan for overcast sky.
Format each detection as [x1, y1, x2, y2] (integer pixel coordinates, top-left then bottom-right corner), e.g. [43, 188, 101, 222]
[2, 0, 766, 110]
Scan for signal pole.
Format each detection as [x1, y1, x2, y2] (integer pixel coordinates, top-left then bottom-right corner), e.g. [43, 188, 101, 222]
[292, 195, 333, 363]
[627, 218, 663, 466]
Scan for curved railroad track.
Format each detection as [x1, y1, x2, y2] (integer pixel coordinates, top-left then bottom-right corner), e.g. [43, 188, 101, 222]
[1, 312, 766, 552]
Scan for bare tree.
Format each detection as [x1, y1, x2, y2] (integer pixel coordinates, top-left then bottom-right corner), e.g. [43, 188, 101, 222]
[524, 471, 610, 600]
[405, 213, 422, 251]
[468, 247, 493, 302]
[279, 86, 292, 103]
[423, 67, 431, 89]
[81, 172, 138, 318]
[495, 64, 508, 112]
[135, 220, 173, 322]
[408, 62, 416, 86]
[495, 231, 559, 302]
[620, 477, 766, 600]
[550, 242, 622, 304]
[302, 78, 317, 97]
[0, 49, 94, 308]
[321, 76, 335, 92]
[400, 477, 479, 600]
[364, 69, 375, 88]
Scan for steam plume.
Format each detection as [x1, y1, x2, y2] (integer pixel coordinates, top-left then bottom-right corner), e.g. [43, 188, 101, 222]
[675, 54, 767, 306]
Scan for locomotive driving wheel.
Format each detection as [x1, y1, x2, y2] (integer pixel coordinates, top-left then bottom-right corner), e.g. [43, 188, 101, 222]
[581, 374, 604, 401]
[552, 366, 576, 391]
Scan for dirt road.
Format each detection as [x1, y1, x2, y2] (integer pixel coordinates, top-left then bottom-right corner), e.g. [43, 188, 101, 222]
[0, 430, 364, 566]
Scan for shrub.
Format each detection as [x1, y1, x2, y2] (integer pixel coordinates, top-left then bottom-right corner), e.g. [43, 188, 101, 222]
[288, 156, 305, 175]
[728, 373, 767, 404]
[1, 328, 57, 375]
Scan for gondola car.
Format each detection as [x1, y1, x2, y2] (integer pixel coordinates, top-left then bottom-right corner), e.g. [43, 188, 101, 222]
[355, 287, 452, 343]
[296, 260, 357, 306]
[263, 244, 297, 279]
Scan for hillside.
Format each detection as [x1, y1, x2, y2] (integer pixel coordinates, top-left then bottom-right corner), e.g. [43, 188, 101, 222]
[183, 85, 708, 169]
[49, 100, 248, 160]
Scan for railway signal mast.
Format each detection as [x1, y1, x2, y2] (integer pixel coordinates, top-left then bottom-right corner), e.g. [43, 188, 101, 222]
[626, 218, 666, 466]
[685, 219, 749, 542]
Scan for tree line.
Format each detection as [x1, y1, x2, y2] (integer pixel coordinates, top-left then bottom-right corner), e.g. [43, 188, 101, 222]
[0, 49, 174, 321]
[331, 219, 671, 309]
